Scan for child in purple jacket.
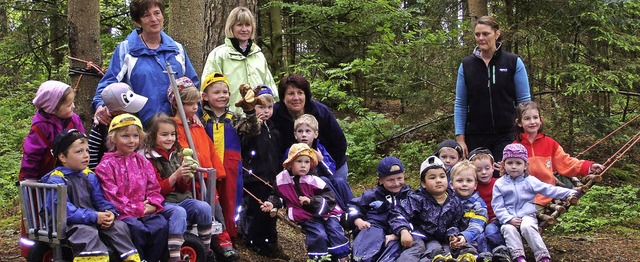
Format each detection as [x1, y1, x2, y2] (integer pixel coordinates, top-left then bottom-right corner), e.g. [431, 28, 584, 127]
[20, 80, 85, 181]
[261, 143, 350, 261]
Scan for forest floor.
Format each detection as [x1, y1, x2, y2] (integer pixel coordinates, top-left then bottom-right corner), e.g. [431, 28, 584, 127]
[2, 206, 639, 262]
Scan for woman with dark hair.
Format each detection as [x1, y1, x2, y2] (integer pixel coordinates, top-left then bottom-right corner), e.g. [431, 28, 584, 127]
[454, 16, 531, 167]
[201, 6, 277, 113]
[93, 0, 200, 126]
[271, 74, 354, 209]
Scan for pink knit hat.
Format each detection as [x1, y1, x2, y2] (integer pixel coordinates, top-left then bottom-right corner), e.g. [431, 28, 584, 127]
[32, 80, 71, 114]
[502, 143, 528, 162]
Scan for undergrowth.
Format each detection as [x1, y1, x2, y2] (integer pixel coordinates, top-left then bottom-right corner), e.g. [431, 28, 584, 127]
[549, 185, 640, 234]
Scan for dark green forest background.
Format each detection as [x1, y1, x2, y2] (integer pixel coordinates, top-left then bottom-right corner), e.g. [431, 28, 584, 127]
[0, 0, 639, 233]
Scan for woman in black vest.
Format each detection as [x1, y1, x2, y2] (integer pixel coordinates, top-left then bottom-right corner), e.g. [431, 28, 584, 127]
[454, 16, 531, 169]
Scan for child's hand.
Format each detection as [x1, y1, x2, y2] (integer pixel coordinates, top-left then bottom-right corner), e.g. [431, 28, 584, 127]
[590, 163, 604, 174]
[449, 235, 467, 249]
[101, 210, 115, 229]
[384, 234, 397, 246]
[493, 161, 502, 171]
[260, 201, 274, 212]
[315, 151, 323, 162]
[400, 229, 413, 248]
[97, 211, 109, 226]
[298, 196, 311, 205]
[354, 218, 371, 230]
[509, 217, 522, 228]
[143, 200, 157, 215]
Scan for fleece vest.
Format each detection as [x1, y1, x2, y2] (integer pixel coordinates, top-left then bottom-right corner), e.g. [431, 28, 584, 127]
[462, 49, 519, 134]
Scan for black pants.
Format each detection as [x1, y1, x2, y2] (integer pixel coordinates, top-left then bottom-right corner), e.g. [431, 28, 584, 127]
[466, 131, 515, 177]
[240, 182, 278, 249]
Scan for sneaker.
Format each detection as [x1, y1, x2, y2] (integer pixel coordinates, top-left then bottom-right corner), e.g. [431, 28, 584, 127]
[539, 257, 551, 262]
[457, 253, 477, 262]
[432, 254, 448, 262]
[513, 257, 526, 262]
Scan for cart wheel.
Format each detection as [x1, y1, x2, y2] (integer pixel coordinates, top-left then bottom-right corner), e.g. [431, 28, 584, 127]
[27, 242, 52, 262]
[181, 233, 206, 262]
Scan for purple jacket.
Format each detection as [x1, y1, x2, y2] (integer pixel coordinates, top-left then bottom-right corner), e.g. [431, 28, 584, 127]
[95, 152, 164, 220]
[20, 110, 85, 180]
[269, 170, 342, 222]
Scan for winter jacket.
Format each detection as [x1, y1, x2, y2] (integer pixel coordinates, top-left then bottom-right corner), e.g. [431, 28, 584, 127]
[518, 133, 594, 206]
[492, 174, 576, 225]
[347, 184, 412, 232]
[454, 43, 531, 135]
[268, 170, 343, 223]
[95, 152, 164, 220]
[20, 110, 85, 180]
[476, 177, 497, 221]
[174, 116, 226, 180]
[42, 167, 117, 226]
[201, 38, 278, 113]
[93, 29, 200, 125]
[456, 192, 488, 243]
[389, 188, 465, 243]
[272, 99, 348, 168]
[141, 147, 194, 203]
[241, 119, 283, 185]
[284, 140, 336, 178]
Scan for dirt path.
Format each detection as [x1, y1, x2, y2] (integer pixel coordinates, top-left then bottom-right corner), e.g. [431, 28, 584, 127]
[3, 221, 639, 261]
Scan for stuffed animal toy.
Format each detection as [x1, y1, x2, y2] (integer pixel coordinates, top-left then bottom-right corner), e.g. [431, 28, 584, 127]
[234, 84, 265, 111]
[181, 148, 199, 177]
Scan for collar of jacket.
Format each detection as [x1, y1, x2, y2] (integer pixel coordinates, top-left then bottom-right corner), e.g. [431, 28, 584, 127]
[224, 38, 261, 58]
[472, 41, 503, 60]
[128, 29, 180, 56]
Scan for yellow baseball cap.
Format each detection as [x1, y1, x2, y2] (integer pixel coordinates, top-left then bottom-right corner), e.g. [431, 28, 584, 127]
[201, 72, 230, 92]
[109, 113, 143, 132]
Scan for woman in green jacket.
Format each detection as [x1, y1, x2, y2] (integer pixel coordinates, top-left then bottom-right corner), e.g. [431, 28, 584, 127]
[201, 6, 278, 113]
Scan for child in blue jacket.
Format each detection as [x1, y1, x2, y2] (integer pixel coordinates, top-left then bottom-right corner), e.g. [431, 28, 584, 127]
[348, 156, 412, 262]
[42, 129, 140, 261]
[390, 156, 468, 262]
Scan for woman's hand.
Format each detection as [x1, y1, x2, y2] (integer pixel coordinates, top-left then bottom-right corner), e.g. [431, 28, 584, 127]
[455, 134, 468, 159]
[94, 104, 112, 125]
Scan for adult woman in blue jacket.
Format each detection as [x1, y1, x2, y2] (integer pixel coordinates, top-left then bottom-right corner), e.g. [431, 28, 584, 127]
[454, 16, 531, 164]
[93, 0, 200, 126]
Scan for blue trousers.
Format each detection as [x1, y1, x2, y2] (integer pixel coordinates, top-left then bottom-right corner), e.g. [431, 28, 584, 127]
[352, 226, 401, 262]
[322, 163, 355, 210]
[300, 217, 350, 260]
[162, 199, 213, 236]
[476, 219, 506, 253]
[122, 214, 168, 262]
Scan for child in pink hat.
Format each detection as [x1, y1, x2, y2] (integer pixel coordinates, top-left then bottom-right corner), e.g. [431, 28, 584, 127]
[20, 80, 85, 180]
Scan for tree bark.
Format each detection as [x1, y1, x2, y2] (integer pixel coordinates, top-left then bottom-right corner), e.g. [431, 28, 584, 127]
[168, 0, 206, 73]
[49, 2, 66, 68]
[0, 5, 7, 39]
[68, 0, 101, 132]
[468, 0, 488, 26]
[268, 1, 282, 74]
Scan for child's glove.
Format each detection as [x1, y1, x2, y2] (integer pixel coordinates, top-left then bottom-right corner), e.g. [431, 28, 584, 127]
[181, 148, 199, 178]
[235, 84, 266, 112]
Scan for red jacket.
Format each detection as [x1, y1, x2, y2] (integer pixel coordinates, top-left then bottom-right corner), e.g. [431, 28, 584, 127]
[174, 117, 226, 180]
[518, 133, 593, 206]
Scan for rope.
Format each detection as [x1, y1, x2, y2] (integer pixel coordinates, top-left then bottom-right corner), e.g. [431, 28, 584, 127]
[576, 113, 640, 158]
[68, 56, 105, 93]
[600, 129, 640, 176]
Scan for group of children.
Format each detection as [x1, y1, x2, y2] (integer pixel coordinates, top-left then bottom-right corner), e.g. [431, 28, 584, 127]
[20, 76, 603, 262]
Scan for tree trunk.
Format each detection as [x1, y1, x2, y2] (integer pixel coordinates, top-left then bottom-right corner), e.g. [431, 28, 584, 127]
[269, 1, 282, 74]
[68, 0, 101, 132]
[0, 5, 7, 39]
[468, 0, 488, 26]
[50, 2, 66, 69]
[168, 0, 206, 73]
[203, 0, 258, 66]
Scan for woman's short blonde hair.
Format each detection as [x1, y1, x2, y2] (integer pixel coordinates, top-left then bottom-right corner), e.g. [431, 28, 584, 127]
[224, 6, 256, 39]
